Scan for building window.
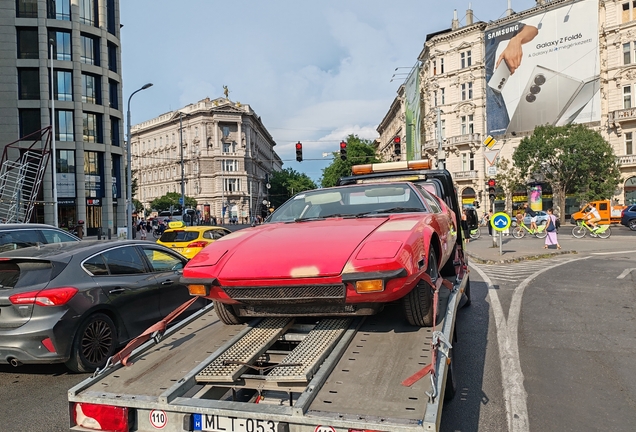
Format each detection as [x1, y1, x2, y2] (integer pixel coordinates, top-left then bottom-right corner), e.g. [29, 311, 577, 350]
[109, 80, 119, 109]
[83, 112, 102, 143]
[622, 2, 636, 23]
[19, 109, 40, 138]
[107, 42, 118, 73]
[17, 28, 38, 59]
[79, 0, 98, 26]
[225, 178, 240, 192]
[57, 149, 75, 173]
[440, 88, 445, 104]
[433, 90, 437, 107]
[106, 0, 117, 34]
[440, 58, 445, 74]
[84, 151, 102, 198]
[627, 132, 634, 155]
[461, 50, 472, 68]
[222, 126, 230, 137]
[461, 82, 473, 100]
[54, 70, 72, 101]
[436, 119, 446, 141]
[18, 68, 39, 100]
[432, 60, 437, 76]
[56, 110, 74, 141]
[80, 34, 99, 65]
[624, 43, 631, 65]
[47, 0, 71, 20]
[111, 117, 120, 146]
[17, 0, 38, 18]
[461, 115, 474, 135]
[82, 73, 100, 104]
[222, 160, 238, 171]
[49, 30, 71, 61]
[624, 85, 632, 109]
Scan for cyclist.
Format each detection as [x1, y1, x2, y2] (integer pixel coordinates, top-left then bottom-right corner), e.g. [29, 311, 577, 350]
[523, 203, 538, 233]
[583, 202, 601, 230]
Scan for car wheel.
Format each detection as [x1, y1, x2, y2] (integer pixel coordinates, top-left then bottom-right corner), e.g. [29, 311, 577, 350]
[629, 219, 636, 231]
[65, 313, 117, 373]
[404, 249, 438, 327]
[214, 301, 246, 325]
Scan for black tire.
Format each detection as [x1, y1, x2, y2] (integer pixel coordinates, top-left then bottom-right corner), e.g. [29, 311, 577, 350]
[65, 313, 117, 373]
[214, 301, 246, 325]
[629, 219, 636, 231]
[404, 250, 438, 327]
[444, 346, 457, 401]
[462, 277, 471, 307]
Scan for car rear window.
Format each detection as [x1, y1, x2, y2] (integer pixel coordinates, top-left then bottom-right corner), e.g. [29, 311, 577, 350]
[159, 231, 199, 242]
[0, 230, 42, 252]
[0, 261, 54, 289]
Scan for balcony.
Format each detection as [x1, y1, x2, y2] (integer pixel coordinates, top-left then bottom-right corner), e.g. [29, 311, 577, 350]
[446, 133, 481, 145]
[453, 170, 478, 180]
[610, 108, 636, 123]
[617, 154, 636, 167]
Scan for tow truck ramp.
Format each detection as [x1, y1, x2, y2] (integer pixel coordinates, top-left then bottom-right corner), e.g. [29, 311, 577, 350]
[68, 275, 465, 432]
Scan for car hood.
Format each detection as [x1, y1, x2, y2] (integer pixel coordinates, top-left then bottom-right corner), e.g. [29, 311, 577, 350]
[186, 218, 389, 280]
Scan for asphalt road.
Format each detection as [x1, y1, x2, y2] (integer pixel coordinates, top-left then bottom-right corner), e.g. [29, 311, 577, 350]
[1, 233, 635, 432]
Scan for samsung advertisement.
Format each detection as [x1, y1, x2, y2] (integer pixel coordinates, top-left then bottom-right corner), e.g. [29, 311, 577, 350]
[485, 0, 600, 136]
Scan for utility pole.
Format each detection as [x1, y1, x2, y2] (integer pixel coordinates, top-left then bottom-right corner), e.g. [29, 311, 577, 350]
[436, 107, 445, 170]
[179, 112, 185, 221]
[50, 39, 58, 227]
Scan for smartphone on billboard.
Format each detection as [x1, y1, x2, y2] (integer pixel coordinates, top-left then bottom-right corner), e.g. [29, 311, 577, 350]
[488, 60, 511, 93]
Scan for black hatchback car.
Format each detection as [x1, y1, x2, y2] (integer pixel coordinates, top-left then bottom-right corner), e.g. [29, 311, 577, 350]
[0, 240, 206, 372]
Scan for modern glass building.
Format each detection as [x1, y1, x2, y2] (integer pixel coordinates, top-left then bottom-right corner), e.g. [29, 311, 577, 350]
[0, 0, 124, 235]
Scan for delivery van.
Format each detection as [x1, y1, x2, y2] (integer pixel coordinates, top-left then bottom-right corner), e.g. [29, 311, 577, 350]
[570, 200, 626, 225]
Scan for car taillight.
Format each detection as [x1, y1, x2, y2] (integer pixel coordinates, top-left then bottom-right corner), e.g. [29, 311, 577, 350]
[73, 402, 129, 432]
[186, 241, 208, 248]
[9, 287, 78, 306]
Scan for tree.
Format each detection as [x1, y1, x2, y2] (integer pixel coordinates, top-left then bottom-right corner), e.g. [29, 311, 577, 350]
[150, 192, 197, 212]
[132, 198, 144, 213]
[320, 134, 381, 188]
[268, 168, 317, 208]
[512, 124, 621, 222]
[494, 157, 526, 214]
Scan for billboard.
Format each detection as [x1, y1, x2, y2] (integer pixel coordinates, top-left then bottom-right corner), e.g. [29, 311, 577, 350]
[404, 64, 421, 160]
[485, 0, 600, 136]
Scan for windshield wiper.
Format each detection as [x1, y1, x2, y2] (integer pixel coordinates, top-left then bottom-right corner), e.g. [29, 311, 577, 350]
[293, 216, 326, 223]
[355, 207, 425, 217]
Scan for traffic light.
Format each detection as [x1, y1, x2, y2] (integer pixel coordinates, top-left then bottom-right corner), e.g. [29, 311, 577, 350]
[295, 142, 303, 162]
[339, 141, 347, 160]
[487, 178, 496, 201]
[393, 136, 401, 156]
[487, 178, 496, 188]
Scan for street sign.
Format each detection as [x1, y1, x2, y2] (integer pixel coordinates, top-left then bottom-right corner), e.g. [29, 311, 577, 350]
[487, 166, 497, 176]
[179, 197, 184, 205]
[491, 212, 511, 232]
[483, 135, 497, 149]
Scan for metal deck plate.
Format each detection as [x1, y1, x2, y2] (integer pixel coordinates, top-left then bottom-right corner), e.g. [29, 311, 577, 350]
[266, 318, 352, 383]
[196, 318, 292, 382]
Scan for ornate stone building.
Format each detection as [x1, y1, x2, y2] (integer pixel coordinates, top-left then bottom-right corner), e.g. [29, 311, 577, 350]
[376, 85, 405, 161]
[131, 97, 282, 223]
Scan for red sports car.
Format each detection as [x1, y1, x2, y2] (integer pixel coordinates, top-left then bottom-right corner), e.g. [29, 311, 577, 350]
[182, 182, 458, 326]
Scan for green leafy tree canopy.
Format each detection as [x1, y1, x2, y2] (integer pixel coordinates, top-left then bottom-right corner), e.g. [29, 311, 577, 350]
[320, 134, 381, 188]
[269, 168, 317, 208]
[150, 192, 198, 213]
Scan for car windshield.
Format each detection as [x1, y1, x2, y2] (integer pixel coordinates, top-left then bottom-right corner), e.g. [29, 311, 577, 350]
[159, 230, 199, 242]
[267, 184, 426, 223]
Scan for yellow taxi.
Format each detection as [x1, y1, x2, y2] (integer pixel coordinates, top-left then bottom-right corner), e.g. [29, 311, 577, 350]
[156, 221, 232, 259]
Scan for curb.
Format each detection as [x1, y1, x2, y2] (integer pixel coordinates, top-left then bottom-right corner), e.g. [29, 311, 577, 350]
[466, 249, 578, 265]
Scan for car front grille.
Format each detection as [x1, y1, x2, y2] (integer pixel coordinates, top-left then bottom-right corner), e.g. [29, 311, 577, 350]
[222, 284, 346, 305]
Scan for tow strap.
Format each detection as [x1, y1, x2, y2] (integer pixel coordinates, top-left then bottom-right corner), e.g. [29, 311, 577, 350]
[401, 272, 453, 388]
[94, 296, 201, 375]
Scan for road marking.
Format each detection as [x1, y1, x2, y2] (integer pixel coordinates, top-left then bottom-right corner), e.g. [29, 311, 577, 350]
[591, 250, 636, 255]
[470, 255, 591, 432]
[617, 268, 636, 279]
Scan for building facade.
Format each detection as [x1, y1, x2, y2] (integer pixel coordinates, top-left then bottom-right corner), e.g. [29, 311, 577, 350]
[376, 85, 405, 161]
[0, 0, 125, 235]
[131, 97, 282, 224]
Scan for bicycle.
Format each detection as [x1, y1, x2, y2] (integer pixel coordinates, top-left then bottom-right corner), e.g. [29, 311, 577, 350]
[512, 220, 547, 239]
[469, 226, 481, 239]
[571, 220, 611, 239]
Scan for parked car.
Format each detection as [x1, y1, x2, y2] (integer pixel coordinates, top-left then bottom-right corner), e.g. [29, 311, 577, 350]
[620, 205, 636, 230]
[156, 222, 232, 258]
[0, 240, 206, 372]
[511, 210, 549, 227]
[181, 182, 458, 327]
[0, 223, 79, 252]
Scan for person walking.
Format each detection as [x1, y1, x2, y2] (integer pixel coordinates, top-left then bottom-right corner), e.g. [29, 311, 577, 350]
[461, 208, 470, 244]
[139, 220, 147, 240]
[543, 208, 561, 250]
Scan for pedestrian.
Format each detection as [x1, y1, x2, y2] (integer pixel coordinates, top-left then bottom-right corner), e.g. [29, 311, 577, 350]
[461, 208, 470, 244]
[139, 221, 147, 240]
[487, 210, 493, 236]
[544, 207, 561, 250]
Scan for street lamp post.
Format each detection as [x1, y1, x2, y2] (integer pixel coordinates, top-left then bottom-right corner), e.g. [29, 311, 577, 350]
[179, 112, 185, 222]
[126, 83, 153, 240]
[49, 38, 58, 227]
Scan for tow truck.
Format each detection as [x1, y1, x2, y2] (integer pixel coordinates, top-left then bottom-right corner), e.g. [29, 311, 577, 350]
[67, 160, 470, 432]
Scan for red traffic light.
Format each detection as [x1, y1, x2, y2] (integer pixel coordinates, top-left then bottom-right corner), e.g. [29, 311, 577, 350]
[340, 141, 347, 149]
[295, 142, 303, 162]
[295, 142, 302, 150]
[487, 178, 496, 187]
[393, 136, 401, 144]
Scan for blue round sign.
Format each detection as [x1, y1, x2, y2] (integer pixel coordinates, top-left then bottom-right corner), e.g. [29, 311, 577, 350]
[491, 212, 511, 232]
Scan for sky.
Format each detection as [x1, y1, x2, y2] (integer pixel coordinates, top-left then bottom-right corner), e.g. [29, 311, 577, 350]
[120, 0, 538, 183]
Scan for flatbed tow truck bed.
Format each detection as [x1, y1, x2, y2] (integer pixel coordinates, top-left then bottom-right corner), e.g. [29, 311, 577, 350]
[68, 274, 465, 432]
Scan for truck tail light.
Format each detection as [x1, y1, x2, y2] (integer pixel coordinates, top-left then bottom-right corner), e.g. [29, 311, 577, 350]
[9, 287, 78, 306]
[73, 402, 130, 432]
[186, 241, 208, 248]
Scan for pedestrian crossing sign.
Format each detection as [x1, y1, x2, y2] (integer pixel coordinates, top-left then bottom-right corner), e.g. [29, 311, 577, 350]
[483, 135, 497, 149]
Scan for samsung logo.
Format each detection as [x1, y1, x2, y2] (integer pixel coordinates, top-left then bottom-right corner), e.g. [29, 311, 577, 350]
[487, 24, 520, 40]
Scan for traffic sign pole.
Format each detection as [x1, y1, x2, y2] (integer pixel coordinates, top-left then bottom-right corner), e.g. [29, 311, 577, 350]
[490, 212, 511, 256]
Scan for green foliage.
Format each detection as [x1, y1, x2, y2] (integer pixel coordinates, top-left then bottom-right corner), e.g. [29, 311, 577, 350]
[494, 157, 526, 213]
[320, 134, 381, 188]
[150, 192, 198, 212]
[132, 198, 144, 213]
[269, 168, 317, 208]
[513, 124, 620, 218]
